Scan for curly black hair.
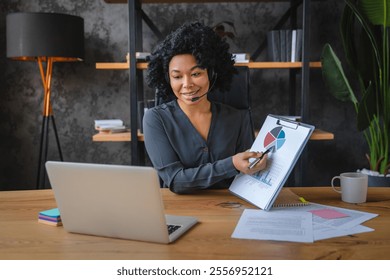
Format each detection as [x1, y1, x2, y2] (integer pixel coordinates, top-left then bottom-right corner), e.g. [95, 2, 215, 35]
[146, 21, 236, 99]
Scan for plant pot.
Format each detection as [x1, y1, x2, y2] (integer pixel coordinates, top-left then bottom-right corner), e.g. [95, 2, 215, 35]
[368, 175, 390, 187]
[358, 168, 390, 187]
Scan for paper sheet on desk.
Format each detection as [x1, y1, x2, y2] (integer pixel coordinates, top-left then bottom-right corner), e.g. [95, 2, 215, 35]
[272, 203, 378, 241]
[232, 209, 314, 243]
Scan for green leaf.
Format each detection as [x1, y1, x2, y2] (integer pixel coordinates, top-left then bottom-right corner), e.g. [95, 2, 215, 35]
[320, 44, 358, 104]
[341, 3, 378, 88]
[340, 3, 358, 71]
[359, 0, 390, 27]
[357, 82, 378, 131]
[345, 0, 382, 67]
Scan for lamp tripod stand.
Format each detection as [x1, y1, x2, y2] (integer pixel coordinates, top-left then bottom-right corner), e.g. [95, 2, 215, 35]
[6, 12, 84, 189]
[36, 57, 64, 188]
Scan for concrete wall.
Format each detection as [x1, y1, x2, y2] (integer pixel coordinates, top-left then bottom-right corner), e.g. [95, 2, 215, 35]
[0, 0, 367, 190]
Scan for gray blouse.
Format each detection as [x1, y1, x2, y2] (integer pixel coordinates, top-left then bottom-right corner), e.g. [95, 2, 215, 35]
[143, 99, 254, 194]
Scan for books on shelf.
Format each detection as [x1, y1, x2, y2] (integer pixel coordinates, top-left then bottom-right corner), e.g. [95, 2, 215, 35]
[233, 53, 250, 63]
[279, 29, 287, 62]
[267, 30, 280, 62]
[267, 29, 303, 62]
[95, 119, 129, 134]
[293, 29, 303, 62]
[136, 52, 150, 61]
[126, 52, 151, 62]
[291, 29, 297, 62]
[285, 30, 292, 63]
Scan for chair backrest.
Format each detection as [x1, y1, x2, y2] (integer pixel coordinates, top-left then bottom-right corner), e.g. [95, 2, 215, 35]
[208, 66, 254, 139]
[208, 66, 250, 109]
[155, 66, 254, 138]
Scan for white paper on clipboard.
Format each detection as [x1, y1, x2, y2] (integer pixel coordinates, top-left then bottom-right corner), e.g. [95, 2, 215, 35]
[229, 114, 315, 211]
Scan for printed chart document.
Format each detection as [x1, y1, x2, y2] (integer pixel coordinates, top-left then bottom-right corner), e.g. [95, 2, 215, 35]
[230, 114, 314, 210]
[232, 209, 314, 243]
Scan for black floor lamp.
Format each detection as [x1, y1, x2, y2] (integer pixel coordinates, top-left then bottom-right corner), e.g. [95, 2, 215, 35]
[6, 12, 84, 189]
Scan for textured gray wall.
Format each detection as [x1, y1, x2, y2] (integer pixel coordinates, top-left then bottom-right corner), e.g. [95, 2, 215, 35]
[0, 0, 367, 190]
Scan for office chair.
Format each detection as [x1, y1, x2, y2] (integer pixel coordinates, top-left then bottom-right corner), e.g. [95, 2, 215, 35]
[208, 66, 254, 139]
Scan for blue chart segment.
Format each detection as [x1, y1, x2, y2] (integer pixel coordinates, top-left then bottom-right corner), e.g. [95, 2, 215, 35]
[263, 126, 286, 151]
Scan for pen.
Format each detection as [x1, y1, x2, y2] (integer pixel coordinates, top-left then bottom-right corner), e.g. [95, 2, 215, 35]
[248, 147, 272, 169]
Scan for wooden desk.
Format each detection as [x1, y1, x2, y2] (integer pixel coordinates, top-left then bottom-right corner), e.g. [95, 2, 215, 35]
[1, 187, 389, 260]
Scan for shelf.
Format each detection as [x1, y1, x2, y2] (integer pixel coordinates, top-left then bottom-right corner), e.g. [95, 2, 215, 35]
[96, 61, 321, 70]
[93, 130, 144, 142]
[245, 61, 321, 68]
[309, 129, 334, 140]
[104, 0, 292, 3]
[258, 128, 333, 140]
[96, 62, 148, 70]
[93, 128, 333, 142]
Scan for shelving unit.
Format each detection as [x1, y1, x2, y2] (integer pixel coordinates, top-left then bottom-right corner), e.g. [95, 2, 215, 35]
[96, 61, 322, 70]
[93, 129, 333, 142]
[97, 0, 333, 184]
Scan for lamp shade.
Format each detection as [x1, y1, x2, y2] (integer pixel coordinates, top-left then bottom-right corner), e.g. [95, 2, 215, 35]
[6, 12, 84, 61]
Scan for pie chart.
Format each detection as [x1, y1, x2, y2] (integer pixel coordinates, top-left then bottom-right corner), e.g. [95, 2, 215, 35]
[263, 126, 286, 151]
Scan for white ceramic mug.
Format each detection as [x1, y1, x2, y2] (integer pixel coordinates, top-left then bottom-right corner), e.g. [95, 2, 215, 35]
[331, 172, 368, 203]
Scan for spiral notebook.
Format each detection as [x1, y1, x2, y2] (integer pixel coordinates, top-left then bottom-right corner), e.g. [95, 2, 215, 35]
[273, 188, 309, 208]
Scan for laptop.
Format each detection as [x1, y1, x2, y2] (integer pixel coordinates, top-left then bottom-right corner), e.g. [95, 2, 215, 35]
[45, 161, 198, 244]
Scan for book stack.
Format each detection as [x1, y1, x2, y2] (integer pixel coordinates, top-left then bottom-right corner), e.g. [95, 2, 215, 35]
[233, 53, 250, 63]
[95, 119, 128, 134]
[38, 208, 62, 226]
[267, 29, 303, 62]
[126, 52, 151, 62]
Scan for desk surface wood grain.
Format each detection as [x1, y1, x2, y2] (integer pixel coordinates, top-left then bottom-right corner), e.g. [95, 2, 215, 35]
[1, 187, 389, 260]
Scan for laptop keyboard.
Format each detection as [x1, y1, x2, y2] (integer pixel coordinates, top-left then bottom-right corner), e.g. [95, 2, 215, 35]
[167, 224, 182, 235]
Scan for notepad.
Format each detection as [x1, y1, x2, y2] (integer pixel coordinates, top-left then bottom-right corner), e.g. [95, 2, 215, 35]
[38, 208, 62, 226]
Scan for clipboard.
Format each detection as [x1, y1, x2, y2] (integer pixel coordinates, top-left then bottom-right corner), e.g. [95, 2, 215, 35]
[229, 114, 315, 211]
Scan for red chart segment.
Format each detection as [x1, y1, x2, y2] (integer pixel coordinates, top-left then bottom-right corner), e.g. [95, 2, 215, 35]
[263, 126, 286, 150]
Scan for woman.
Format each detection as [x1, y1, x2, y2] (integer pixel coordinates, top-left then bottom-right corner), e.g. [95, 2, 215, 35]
[144, 21, 267, 194]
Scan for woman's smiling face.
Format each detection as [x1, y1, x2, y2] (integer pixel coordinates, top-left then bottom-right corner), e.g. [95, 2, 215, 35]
[168, 54, 211, 105]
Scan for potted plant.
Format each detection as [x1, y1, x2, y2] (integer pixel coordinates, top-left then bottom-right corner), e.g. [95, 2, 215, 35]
[320, 0, 389, 185]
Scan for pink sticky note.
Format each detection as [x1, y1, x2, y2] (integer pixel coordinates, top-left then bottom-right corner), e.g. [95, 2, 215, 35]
[310, 208, 349, 219]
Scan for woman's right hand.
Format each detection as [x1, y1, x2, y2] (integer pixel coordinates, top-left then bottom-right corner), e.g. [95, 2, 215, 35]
[232, 151, 268, 175]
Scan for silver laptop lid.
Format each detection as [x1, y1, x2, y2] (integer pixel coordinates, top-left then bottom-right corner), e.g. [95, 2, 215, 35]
[46, 161, 172, 243]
